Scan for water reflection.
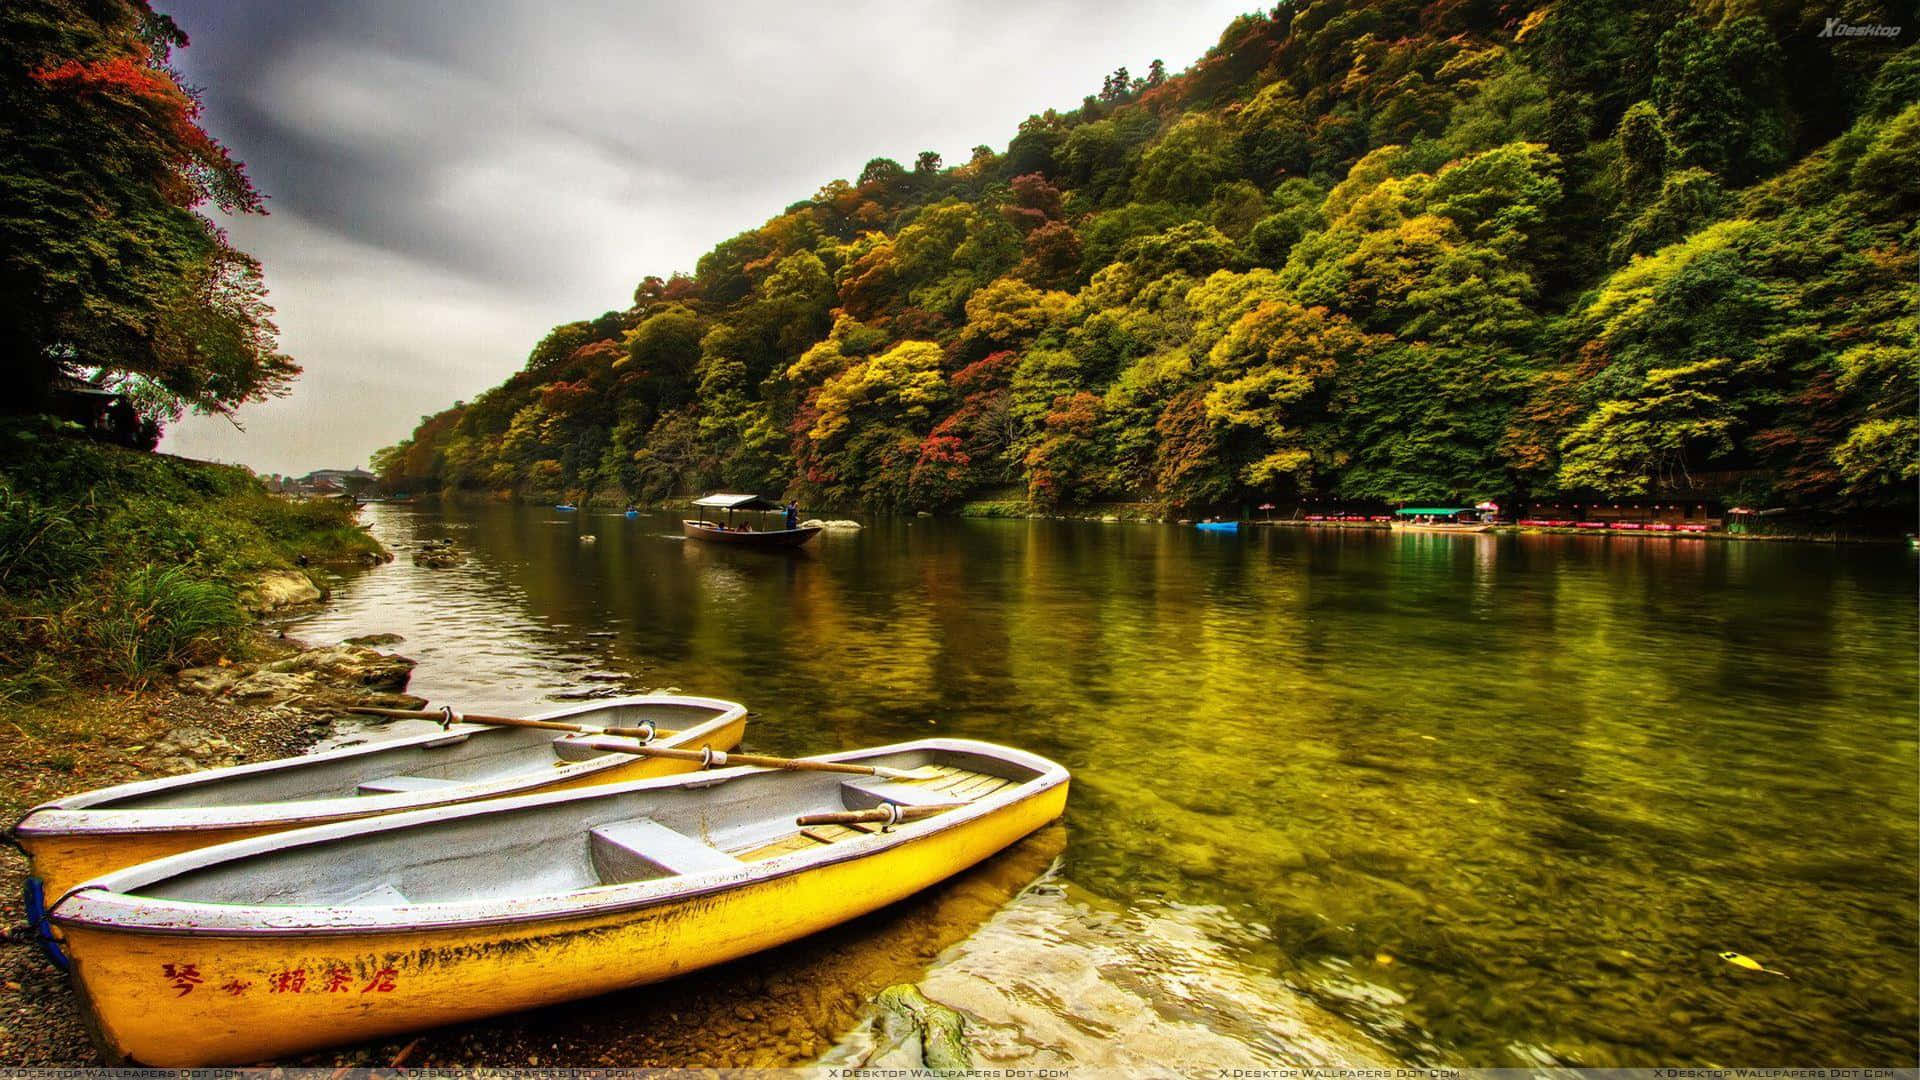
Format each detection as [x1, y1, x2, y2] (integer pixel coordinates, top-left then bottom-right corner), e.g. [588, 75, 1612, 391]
[291, 507, 1919, 1066]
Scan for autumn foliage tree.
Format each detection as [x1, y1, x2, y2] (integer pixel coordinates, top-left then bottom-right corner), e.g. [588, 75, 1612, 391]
[1, 0, 295, 421]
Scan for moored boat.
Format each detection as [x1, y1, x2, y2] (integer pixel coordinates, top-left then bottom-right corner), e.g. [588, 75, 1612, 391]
[1390, 507, 1494, 533]
[14, 696, 747, 912]
[682, 492, 820, 548]
[49, 737, 1069, 1066]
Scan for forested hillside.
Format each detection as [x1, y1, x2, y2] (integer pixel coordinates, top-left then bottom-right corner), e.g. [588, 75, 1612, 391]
[374, 1, 1918, 520]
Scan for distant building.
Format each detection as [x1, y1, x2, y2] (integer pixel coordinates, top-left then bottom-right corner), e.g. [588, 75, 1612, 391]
[284, 468, 376, 497]
[300, 468, 375, 488]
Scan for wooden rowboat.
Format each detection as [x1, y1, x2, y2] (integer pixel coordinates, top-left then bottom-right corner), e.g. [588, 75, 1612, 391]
[49, 737, 1069, 1066]
[14, 696, 748, 913]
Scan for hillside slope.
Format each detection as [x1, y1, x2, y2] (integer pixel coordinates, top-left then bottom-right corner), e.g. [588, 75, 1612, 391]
[375, 2, 1918, 522]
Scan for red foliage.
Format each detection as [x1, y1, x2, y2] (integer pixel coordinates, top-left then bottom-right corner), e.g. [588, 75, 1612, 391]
[951, 350, 1018, 395]
[1153, 389, 1233, 506]
[1000, 173, 1064, 235]
[31, 56, 178, 101]
[32, 51, 259, 213]
[909, 431, 974, 507]
[1044, 391, 1101, 434]
[539, 380, 596, 413]
[888, 307, 950, 341]
[1017, 221, 1083, 289]
[660, 273, 701, 302]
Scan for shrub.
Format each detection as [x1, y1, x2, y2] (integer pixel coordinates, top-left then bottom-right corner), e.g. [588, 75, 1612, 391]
[96, 565, 244, 682]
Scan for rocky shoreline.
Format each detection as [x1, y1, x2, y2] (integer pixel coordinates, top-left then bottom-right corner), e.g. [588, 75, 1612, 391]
[0, 577, 426, 1066]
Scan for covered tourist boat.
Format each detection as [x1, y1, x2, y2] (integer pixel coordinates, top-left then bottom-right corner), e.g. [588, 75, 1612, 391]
[682, 493, 820, 548]
[1390, 507, 1494, 533]
[48, 738, 1069, 1066]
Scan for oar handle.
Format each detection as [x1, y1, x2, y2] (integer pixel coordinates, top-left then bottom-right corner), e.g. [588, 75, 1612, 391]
[797, 803, 970, 827]
[344, 706, 673, 740]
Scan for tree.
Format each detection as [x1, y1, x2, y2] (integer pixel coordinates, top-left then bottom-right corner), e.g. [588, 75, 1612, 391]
[1653, 16, 1788, 185]
[1613, 101, 1669, 207]
[1133, 114, 1235, 202]
[1025, 392, 1107, 507]
[1558, 358, 1743, 495]
[622, 305, 705, 414]
[1, 0, 294, 420]
[1202, 299, 1372, 492]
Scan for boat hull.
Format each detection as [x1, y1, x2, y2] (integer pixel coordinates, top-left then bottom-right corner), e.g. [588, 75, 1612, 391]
[682, 520, 821, 548]
[1389, 522, 1493, 534]
[55, 745, 1067, 1066]
[16, 699, 747, 902]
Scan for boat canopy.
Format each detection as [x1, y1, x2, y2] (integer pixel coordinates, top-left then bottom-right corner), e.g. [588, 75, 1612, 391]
[692, 493, 783, 511]
[1395, 507, 1472, 516]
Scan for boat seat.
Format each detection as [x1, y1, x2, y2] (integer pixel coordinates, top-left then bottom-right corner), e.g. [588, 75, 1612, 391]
[839, 776, 967, 811]
[356, 775, 462, 796]
[590, 820, 743, 883]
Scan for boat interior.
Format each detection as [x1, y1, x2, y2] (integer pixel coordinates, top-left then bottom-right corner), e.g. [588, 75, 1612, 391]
[128, 745, 1045, 909]
[68, 700, 734, 811]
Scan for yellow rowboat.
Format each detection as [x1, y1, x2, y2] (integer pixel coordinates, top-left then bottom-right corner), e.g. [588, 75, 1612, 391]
[49, 737, 1068, 1066]
[15, 696, 748, 922]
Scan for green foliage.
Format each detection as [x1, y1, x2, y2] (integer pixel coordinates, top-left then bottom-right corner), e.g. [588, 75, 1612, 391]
[370, 3, 1914, 524]
[97, 564, 242, 681]
[1559, 358, 1742, 496]
[1653, 16, 1787, 186]
[0, 421, 383, 698]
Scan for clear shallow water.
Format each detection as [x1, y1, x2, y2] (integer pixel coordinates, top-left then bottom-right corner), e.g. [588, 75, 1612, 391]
[292, 504, 1919, 1066]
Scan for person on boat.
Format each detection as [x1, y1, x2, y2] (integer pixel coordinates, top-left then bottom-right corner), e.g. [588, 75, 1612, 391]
[784, 502, 799, 530]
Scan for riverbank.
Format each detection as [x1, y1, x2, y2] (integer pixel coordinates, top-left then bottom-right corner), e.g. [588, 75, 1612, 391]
[0, 421, 390, 702]
[0, 629, 426, 1065]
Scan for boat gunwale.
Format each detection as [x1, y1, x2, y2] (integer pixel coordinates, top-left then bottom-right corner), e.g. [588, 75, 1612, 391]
[49, 738, 1067, 938]
[13, 695, 748, 838]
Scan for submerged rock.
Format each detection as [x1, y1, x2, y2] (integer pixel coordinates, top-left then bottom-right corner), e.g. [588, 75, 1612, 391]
[867, 985, 972, 1073]
[343, 632, 405, 646]
[238, 570, 323, 613]
[412, 544, 465, 568]
[800, 519, 863, 530]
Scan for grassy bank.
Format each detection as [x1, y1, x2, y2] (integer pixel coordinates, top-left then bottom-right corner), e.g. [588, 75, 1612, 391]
[0, 419, 386, 700]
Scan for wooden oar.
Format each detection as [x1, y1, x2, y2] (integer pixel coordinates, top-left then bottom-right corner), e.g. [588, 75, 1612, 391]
[344, 706, 675, 741]
[797, 803, 971, 826]
[561, 736, 943, 781]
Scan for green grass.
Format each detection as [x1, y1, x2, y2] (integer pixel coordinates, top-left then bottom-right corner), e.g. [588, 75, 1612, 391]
[0, 417, 386, 700]
[957, 499, 1033, 518]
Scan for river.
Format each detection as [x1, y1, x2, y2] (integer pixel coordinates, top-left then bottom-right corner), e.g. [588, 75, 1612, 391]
[287, 503, 1918, 1068]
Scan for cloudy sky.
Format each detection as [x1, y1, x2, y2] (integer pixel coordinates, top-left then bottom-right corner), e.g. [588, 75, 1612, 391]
[151, 0, 1254, 476]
